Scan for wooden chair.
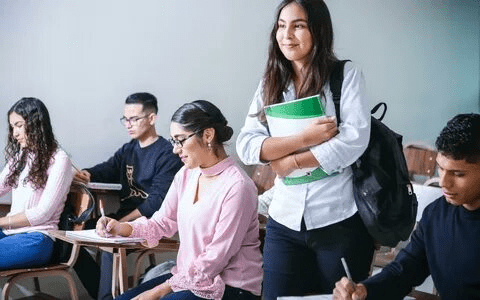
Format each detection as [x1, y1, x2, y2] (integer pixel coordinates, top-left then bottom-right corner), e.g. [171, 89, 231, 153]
[404, 143, 438, 183]
[424, 177, 440, 187]
[77, 185, 179, 292]
[0, 183, 95, 300]
[129, 237, 180, 286]
[251, 164, 276, 195]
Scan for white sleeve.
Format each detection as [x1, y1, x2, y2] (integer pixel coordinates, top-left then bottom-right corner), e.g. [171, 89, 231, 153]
[310, 62, 371, 173]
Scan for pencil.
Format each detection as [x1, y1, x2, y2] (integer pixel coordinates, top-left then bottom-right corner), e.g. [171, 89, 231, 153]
[61, 146, 81, 172]
[71, 162, 81, 172]
[341, 257, 352, 280]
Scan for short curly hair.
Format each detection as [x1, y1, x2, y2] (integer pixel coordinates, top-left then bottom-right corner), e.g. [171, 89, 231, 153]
[5, 98, 58, 190]
[435, 113, 480, 163]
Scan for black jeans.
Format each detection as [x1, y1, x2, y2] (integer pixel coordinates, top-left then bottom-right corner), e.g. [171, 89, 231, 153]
[262, 213, 375, 300]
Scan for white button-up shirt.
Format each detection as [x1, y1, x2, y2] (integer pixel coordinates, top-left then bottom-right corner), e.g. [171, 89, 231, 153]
[236, 62, 370, 231]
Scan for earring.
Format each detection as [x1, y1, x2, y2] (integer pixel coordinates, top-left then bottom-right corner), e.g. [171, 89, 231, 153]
[208, 143, 212, 151]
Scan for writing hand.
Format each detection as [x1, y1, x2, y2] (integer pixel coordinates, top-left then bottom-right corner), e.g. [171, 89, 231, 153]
[333, 277, 367, 300]
[300, 116, 338, 148]
[73, 170, 91, 184]
[95, 216, 117, 237]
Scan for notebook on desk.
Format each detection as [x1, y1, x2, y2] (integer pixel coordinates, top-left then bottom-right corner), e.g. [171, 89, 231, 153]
[86, 182, 122, 190]
[66, 229, 144, 244]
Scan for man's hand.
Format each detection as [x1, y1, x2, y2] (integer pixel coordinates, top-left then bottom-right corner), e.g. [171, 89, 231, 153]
[333, 277, 367, 300]
[73, 170, 91, 184]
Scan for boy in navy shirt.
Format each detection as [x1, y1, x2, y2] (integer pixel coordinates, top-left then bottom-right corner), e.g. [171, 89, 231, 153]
[334, 113, 480, 300]
[73, 92, 182, 300]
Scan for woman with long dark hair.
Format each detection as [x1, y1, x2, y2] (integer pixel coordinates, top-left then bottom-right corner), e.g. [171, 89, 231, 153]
[237, 0, 374, 298]
[97, 100, 262, 300]
[0, 97, 73, 269]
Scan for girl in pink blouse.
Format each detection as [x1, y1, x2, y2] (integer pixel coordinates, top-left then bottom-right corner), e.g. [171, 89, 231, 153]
[97, 100, 263, 300]
[0, 98, 73, 269]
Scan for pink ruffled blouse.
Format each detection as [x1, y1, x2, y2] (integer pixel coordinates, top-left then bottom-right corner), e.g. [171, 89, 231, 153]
[129, 157, 263, 299]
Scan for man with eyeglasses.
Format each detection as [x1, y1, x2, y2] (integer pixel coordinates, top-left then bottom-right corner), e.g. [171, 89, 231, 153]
[73, 92, 183, 300]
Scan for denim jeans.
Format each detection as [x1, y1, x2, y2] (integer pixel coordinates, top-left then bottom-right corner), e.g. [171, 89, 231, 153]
[0, 230, 54, 270]
[262, 213, 375, 300]
[97, 251, 114, 300]
[115, 273, 260, 300]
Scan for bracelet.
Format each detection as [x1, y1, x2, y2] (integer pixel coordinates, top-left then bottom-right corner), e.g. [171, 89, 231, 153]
[293, 154, 301, 169]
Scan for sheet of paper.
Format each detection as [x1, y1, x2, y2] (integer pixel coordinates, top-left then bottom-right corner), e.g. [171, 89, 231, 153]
[66, 229, 144, 244]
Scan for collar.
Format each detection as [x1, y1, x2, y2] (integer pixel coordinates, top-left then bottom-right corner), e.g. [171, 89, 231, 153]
[199, 157, 232, 177]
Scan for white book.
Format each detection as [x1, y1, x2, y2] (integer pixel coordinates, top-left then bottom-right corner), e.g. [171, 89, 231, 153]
[66, 229, 144, 244]
[265, 94, 326, 179]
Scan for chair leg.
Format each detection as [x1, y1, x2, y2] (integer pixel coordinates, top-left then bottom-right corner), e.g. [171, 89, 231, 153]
[34, 276, 41, 292]
[148, 253, 157, 266]
[64, 270, 80, 300]
[2, 280, 15, 300]
[133, 250, 156, 286]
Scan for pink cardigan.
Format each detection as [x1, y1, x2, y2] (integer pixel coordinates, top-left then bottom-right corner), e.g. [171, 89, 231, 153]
[0, 149, 73, 235]
[129, 157, 263, 299]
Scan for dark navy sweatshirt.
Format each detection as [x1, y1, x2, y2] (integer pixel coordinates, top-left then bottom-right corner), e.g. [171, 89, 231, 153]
[363, 196, 480, 299]
[86, 137, 183, 218]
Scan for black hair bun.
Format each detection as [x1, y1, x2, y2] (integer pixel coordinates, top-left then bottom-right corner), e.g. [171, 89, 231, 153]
[218, 125, 233, 143]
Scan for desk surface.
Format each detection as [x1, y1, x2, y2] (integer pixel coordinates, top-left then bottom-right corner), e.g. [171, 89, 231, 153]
[412, 183, 443, 221]
[48, 230, 179, 250]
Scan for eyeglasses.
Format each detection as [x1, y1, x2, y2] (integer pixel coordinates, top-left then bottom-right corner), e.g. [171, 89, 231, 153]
[169, 132, 197, 148]
[120, 115, 148, 127]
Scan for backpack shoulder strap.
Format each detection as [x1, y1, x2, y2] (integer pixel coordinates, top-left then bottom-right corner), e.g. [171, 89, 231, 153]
[330, 60, 350, 123]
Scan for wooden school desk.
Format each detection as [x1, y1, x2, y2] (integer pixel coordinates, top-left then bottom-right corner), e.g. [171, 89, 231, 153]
[48, 230, 179, 297]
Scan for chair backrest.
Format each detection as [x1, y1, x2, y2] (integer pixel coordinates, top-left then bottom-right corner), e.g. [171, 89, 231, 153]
[54, 183, 96, 263]
[404, 143, 438, 182]
[60, 183, 96, 231]
[0, 183, 94, 300]
[250, 164, 276, 195]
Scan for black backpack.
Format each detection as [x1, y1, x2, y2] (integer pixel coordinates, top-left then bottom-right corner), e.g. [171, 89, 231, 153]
[330, 60, 418, 247]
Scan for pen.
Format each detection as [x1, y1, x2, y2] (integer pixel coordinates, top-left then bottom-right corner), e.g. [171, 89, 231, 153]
[341, 257, 353, 281]
[62, 146, 81, 172]
[99, 198, 106, 218]
[71, 162, 81, 172]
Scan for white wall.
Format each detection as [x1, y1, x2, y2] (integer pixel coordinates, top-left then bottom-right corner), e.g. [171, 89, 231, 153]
[0, 0, 479, 172]
[328, 0, 480, 145]
[0, 0, 278, 169]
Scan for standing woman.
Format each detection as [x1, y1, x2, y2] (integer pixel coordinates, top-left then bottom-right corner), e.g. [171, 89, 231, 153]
[0, 98, 73, 269]
[97, 100, 263, 300]
[236, 0, 374, 298]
